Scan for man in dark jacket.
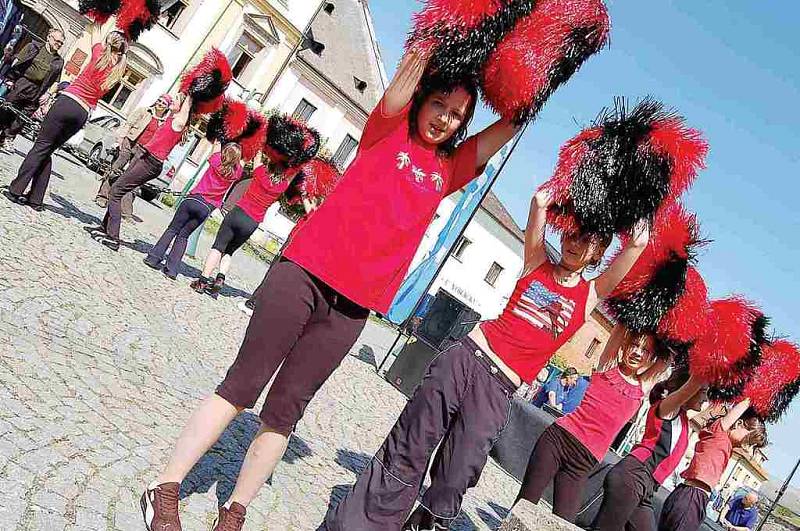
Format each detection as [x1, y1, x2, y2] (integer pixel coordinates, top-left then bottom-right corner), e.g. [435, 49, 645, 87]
[0, 29, 64, 151]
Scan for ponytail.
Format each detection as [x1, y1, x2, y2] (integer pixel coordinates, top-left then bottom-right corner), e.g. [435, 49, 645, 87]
[218, 143, 242, 177]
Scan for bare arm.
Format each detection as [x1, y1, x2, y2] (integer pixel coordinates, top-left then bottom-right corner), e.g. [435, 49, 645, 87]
[593, 220, 650, 300]
[721, 398, 751, 432]
[474, 118, 520, 168]
[597, 324, 625, 372]
[639, 358, 670, 395]
[382, 50, 429, 116]
[172, 95, 193, 131]
[658, 374, 705, 420]
[522, 190, 552, 274]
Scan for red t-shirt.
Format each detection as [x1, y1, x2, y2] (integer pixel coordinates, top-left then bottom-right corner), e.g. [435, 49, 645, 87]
[236, 165, 290, 223]
[136, 117, 160, 146]
[481, 261, 590, 383]
[282, 98, 480, 312]
[143, 117, 183, 161]
[557, 369, 644, 461]
[681, 419, 733, 490]
[190, 152, 242, 208]
[65, 44, 114, 109]
[630, 402, 690, 484]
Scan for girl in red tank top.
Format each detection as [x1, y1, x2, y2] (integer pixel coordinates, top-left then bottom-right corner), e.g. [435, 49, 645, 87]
[591, 368, 709, 531]
[331, 189, 650, 531]
[517, 325, 669, 523]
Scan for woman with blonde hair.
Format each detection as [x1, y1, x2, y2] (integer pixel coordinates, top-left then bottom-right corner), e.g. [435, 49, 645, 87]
[144, 142, 244, 279]
[5, 26, 128, 211]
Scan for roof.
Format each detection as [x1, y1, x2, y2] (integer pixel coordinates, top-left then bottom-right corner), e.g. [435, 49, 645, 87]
[297, 0, 386, 113]
[480, 191, 525, 242]
[733, 448, 770, 481]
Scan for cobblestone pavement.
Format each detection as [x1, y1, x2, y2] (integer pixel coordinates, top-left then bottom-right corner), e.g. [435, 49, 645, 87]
[0, 145, 521, 530]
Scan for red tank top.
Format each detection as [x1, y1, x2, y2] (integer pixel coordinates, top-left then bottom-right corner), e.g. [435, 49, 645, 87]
[630, 403, 690, 484]
[236, 165, 291, 223]
[557, 369, 644, 460]
[143, 116, 183, 161]
[481, 261, 590, 383]
[64, 44, 114, 109]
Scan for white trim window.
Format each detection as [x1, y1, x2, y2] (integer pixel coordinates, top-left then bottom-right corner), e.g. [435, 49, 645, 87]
[229, 32, 262, 81]
[333, 134, 358, 169]
[452, 236, 471, 262]
[484, 262, 504, 287]
[101, 68, 145, 111]
[293, 98, 317, 123]
[159, 0, 189, 31]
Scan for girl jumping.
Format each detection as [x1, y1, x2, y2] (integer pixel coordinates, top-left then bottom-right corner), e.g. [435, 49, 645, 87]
[140, 49, 519, 531]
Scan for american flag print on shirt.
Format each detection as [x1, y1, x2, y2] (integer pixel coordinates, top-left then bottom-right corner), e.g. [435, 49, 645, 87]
[512, 281, 576, 338]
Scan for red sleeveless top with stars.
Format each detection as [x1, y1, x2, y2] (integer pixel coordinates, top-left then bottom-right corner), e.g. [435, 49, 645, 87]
[481, 261, 590, 383]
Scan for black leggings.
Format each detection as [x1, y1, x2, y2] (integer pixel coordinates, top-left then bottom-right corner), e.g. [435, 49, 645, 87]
[211, 206, 258, 255]
[9, 95, 88, 206]
[517, 423, 598, 523]
[146, 194, 212, 276]
[591, 455, 658, 531]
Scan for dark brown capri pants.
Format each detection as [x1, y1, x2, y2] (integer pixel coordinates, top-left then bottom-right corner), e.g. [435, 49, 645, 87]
[658, 483, 709, 531]
[216, 259, 369, 436]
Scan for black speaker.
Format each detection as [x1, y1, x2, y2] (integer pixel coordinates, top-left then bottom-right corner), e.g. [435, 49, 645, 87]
[384, 338, 440, 398]
[416, 290, 481, 349]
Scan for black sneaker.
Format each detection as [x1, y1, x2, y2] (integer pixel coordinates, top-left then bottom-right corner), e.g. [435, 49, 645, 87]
[204, 274, 224, 299]
[2, 189, 26, 205]
[190, 277, 210, 293]
[27, 203, 45, 212]
[83, 225, 105, 236]
[143, 257, 162, 270]
[162, 269, 177, 281]
[403, 506, 449, 531]
[98, 236, 120, 252]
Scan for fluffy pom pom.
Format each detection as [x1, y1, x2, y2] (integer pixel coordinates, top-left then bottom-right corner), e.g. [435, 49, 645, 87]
[657, 267, 710, 345]
[299, 158, 342, 200]
[235, 111, 267, 162]
[205, 99, 249, 144]
[690, 297, 765, 385]
[264, 114, 321, 167]
[482, 0, 610, 124]
[115, 0, 160, 42]
[78, 0, 122, 24]
[179, 48, 233, 115]
[409, 0, 536, 87]
[543, 98, 706, 238]
[743, 340, 800, 423]
[648, 117, 708, 205]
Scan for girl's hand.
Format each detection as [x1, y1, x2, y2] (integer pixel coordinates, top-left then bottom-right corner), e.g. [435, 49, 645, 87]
[534, 189, 553, 209]
[383, 49, 430, 115]
[629, 219, 650, 248]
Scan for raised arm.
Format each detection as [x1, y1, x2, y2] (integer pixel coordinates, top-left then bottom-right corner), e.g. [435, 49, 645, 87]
[172, 95, 193, 131]
[658, 374, 705, 420]
[597, 324, 625, 372]
[474, 118, 521, 168]
[639, 358, 670, 395]
[720, 398, 752, 432]
[522, 189, 551, 274]
[593, 220, 650, 300]
[382, 50, 429, 115]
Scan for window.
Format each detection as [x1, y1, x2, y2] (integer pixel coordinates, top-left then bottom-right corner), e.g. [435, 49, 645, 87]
[159, 0, 188, 31]
[584, 338, 602, 359]
[293, 99, 317, 123]
[101, 69, 145, 110]
[333, 134, 358, 169]
[452, 236, 471, 262]
[484, 262, 504, 287]
[229, 33, 261, 80]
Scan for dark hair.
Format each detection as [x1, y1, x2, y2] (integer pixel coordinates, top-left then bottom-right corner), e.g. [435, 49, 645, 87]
[408, 74, 478, 157]
[740, 412, 768, 449]
[648, 366, 690, 405]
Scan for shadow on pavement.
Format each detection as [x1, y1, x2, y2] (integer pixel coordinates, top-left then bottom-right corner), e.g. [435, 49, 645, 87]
[334, 448, 371, 475]
[46, 193, 103, 225]
[477, 500, 510, 530]
[180, 412, 314, 505]
[351, 345, 377, 368]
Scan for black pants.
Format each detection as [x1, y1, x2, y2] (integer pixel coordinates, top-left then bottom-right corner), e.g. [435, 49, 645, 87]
[591, 455, 658, 531]
[211, 206, 259, 255]
[9, 96, 88, 206]
[0, 77, 40, 138]
[326, 337, 517, 531]
[96, 139, 140, 217]
[146, 194, 212, 277]
[216, 259, 369, 436]
[658, 484, 708, 531]
[101, 149, 163, 240]
[517, 423, 599, 523]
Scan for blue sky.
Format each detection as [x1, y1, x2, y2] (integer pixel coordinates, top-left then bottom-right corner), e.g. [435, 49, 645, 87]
[369, 0, 799, 484]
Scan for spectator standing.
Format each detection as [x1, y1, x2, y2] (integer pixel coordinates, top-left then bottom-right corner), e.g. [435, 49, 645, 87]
[720, 492, 760, 531]
[533, 367, 578, 411]
[94, 94, 172, 218]
[562, 374, 590, 414]
[0, 29, 64, 151]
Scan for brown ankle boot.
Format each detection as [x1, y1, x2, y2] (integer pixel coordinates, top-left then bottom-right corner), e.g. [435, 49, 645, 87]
[212, 502, 246, 531]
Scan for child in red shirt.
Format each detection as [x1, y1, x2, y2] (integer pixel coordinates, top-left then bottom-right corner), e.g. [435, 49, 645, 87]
[141, 49, 521, 531]
[659, 398, 767, 531]
[328, 191, 649, 531]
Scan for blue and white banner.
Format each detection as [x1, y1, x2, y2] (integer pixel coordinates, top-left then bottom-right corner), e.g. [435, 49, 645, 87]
[386, 137, 518, 324]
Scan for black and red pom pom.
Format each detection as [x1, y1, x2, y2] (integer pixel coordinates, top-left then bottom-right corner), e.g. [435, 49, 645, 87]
[743, 340, 800, 423]
[657, 266, 710, 346]
[115, 0, 160, 42]
[235, 111, 267, 162]
[179, 48, 233, 115]
[482, 0, 610, 124]
[78, 0, 122, 24]
[205, 99, 249, 144]
[264, 114, 321, 167]
[542, 97, 707, 238]
[299, 158, 341, 200]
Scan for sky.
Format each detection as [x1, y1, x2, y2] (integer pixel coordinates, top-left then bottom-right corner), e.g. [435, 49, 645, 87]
[368, 0, 800, 485]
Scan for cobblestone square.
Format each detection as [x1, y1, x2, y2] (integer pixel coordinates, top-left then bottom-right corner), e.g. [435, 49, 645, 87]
[0, 144, 520, 530]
